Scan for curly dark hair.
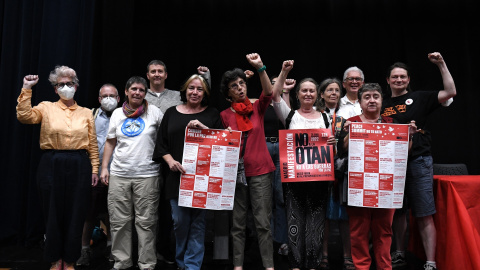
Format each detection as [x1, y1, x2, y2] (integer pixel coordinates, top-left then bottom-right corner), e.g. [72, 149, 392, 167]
[220, 68, 247, 101]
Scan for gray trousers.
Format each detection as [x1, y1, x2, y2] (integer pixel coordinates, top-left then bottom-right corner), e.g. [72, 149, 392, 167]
[231, 172, 274, 268]
[108, 175, 159, 270]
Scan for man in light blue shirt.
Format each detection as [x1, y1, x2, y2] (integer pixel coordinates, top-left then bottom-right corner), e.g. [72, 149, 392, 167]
[77, 83, 120, 266]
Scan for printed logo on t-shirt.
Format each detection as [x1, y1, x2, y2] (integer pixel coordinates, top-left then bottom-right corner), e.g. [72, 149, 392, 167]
[405, 98, 413, 105]
[121, 117, 145, 137]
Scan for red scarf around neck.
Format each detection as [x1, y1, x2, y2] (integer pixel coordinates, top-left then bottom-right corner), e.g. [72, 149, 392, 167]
[231, 98, 253, 131]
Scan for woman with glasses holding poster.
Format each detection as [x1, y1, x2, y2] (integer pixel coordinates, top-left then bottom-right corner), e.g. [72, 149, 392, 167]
[271, 60, 336, 270]
[153, 68, 222, 270]
[220, 53, 276, 270]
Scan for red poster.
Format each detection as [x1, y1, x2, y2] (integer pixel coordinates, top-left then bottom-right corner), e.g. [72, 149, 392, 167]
[347, 123, 409, 208]
[279, 129, 335, 182]
[178, 128, 242, 210]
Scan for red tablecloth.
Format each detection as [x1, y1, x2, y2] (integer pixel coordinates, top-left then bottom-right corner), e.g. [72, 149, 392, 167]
[409, 175, 480, 269]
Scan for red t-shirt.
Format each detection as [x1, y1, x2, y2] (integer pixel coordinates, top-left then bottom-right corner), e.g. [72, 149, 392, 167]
[348, 115, 394, 123]
[220, 93, 276, 177]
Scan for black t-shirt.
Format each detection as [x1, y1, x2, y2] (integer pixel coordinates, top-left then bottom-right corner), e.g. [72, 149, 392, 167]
[264, 105, 285, 138]
[153, 106, 223, 200]
[382, 91, 441, 158]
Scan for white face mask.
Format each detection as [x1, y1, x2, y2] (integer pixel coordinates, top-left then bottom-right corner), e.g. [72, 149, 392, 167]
[101, 97, 118, 112]
[57, 85, 76, 100]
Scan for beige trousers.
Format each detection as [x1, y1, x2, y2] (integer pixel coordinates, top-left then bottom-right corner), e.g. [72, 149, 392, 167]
[108, 175, 159, 270]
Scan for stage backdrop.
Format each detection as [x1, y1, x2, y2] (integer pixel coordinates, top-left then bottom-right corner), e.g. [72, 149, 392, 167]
[1, 0, 478, 246]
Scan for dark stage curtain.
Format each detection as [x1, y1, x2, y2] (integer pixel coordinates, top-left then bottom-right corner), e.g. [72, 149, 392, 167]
[1, 0, 478, 247]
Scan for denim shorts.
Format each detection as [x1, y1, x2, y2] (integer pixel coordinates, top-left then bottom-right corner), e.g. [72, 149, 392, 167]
[405, 156, 436, 217]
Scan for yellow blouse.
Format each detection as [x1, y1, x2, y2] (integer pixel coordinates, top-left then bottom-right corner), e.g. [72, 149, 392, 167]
[16, 88, 99, 173]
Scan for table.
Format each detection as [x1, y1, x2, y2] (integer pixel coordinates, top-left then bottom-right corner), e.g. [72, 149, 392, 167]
[409, 175, 480, 270]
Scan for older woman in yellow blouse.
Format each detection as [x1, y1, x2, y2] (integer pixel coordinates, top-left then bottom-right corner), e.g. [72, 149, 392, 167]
[16, 66, 99, 270]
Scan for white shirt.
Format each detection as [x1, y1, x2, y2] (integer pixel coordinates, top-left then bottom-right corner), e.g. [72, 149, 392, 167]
[273, 98, 327, 129]
[337, 95, 362, 119]
[107, 106, 164, 177]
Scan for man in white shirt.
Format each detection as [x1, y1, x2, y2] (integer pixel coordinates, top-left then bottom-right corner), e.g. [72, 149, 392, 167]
[337, 66, 365, 119]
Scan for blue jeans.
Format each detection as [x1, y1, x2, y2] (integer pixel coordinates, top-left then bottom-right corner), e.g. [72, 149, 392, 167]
[170, 199, 206, 270]
[267, 141, 288, 244]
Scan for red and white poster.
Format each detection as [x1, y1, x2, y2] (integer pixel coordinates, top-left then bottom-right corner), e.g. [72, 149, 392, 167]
[179, 127, 242, 210]
[347, 122, 410, 208]
[279, 129, 335, 183]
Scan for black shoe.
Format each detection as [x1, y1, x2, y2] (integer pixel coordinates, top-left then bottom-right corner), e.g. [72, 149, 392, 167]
[391, 251, 407, 268]
[157, 252, 175, 265]
[76, 248, 91, 266]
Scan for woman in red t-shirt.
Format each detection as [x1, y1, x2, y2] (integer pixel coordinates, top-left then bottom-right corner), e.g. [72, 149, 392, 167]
[219, 53, 276, 270]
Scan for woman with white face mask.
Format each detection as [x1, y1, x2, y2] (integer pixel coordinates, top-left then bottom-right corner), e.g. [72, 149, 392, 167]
[16, 66, 99, 270]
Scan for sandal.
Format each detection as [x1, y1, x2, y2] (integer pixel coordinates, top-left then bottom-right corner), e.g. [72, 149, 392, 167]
[319, 256, 329, 270]
[343, 257, 355, 270]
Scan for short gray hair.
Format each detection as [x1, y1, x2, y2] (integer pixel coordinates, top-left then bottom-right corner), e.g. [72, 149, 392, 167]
[48, 65, 79, 87]
[343, 66, 364, 81]
[98, 83, 118, 96]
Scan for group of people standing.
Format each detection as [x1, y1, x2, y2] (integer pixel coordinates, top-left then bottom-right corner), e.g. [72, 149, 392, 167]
[16, 52, 455, 270]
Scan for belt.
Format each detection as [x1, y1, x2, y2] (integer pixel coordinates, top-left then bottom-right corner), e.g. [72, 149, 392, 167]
[266, 137, 278, 143]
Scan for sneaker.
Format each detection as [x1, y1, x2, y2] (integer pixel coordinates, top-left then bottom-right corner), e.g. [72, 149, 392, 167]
[391, 251, 407, 268]
[424, 263, 437, 270]
[157, 252, 175, 265]
[76, 248, 92, 266]
[278, 243, 289, 256]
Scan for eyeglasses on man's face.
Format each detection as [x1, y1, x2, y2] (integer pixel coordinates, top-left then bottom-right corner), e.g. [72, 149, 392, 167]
[100, 94, 118, 99]
[345, 77, 363, 82]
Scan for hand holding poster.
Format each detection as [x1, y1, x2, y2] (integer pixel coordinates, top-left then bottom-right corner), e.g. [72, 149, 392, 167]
[179, 127, 242, 210]
[279, 129, 335, 182]
[347, 122, 409, 208]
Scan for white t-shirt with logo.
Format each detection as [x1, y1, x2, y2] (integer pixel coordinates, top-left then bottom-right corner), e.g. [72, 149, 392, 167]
[107, 106, 164, 177]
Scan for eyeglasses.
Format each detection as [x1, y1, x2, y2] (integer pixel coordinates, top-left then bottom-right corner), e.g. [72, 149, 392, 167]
[55, 82, 75, 88]
[345, 77, 363, 82]
[229, 80, 246, 91]
[100, 94, 118, 99]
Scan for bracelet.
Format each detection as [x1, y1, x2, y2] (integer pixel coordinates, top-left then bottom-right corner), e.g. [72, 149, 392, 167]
[282, 89, 289, 94]
[257, 65, 266, 73]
